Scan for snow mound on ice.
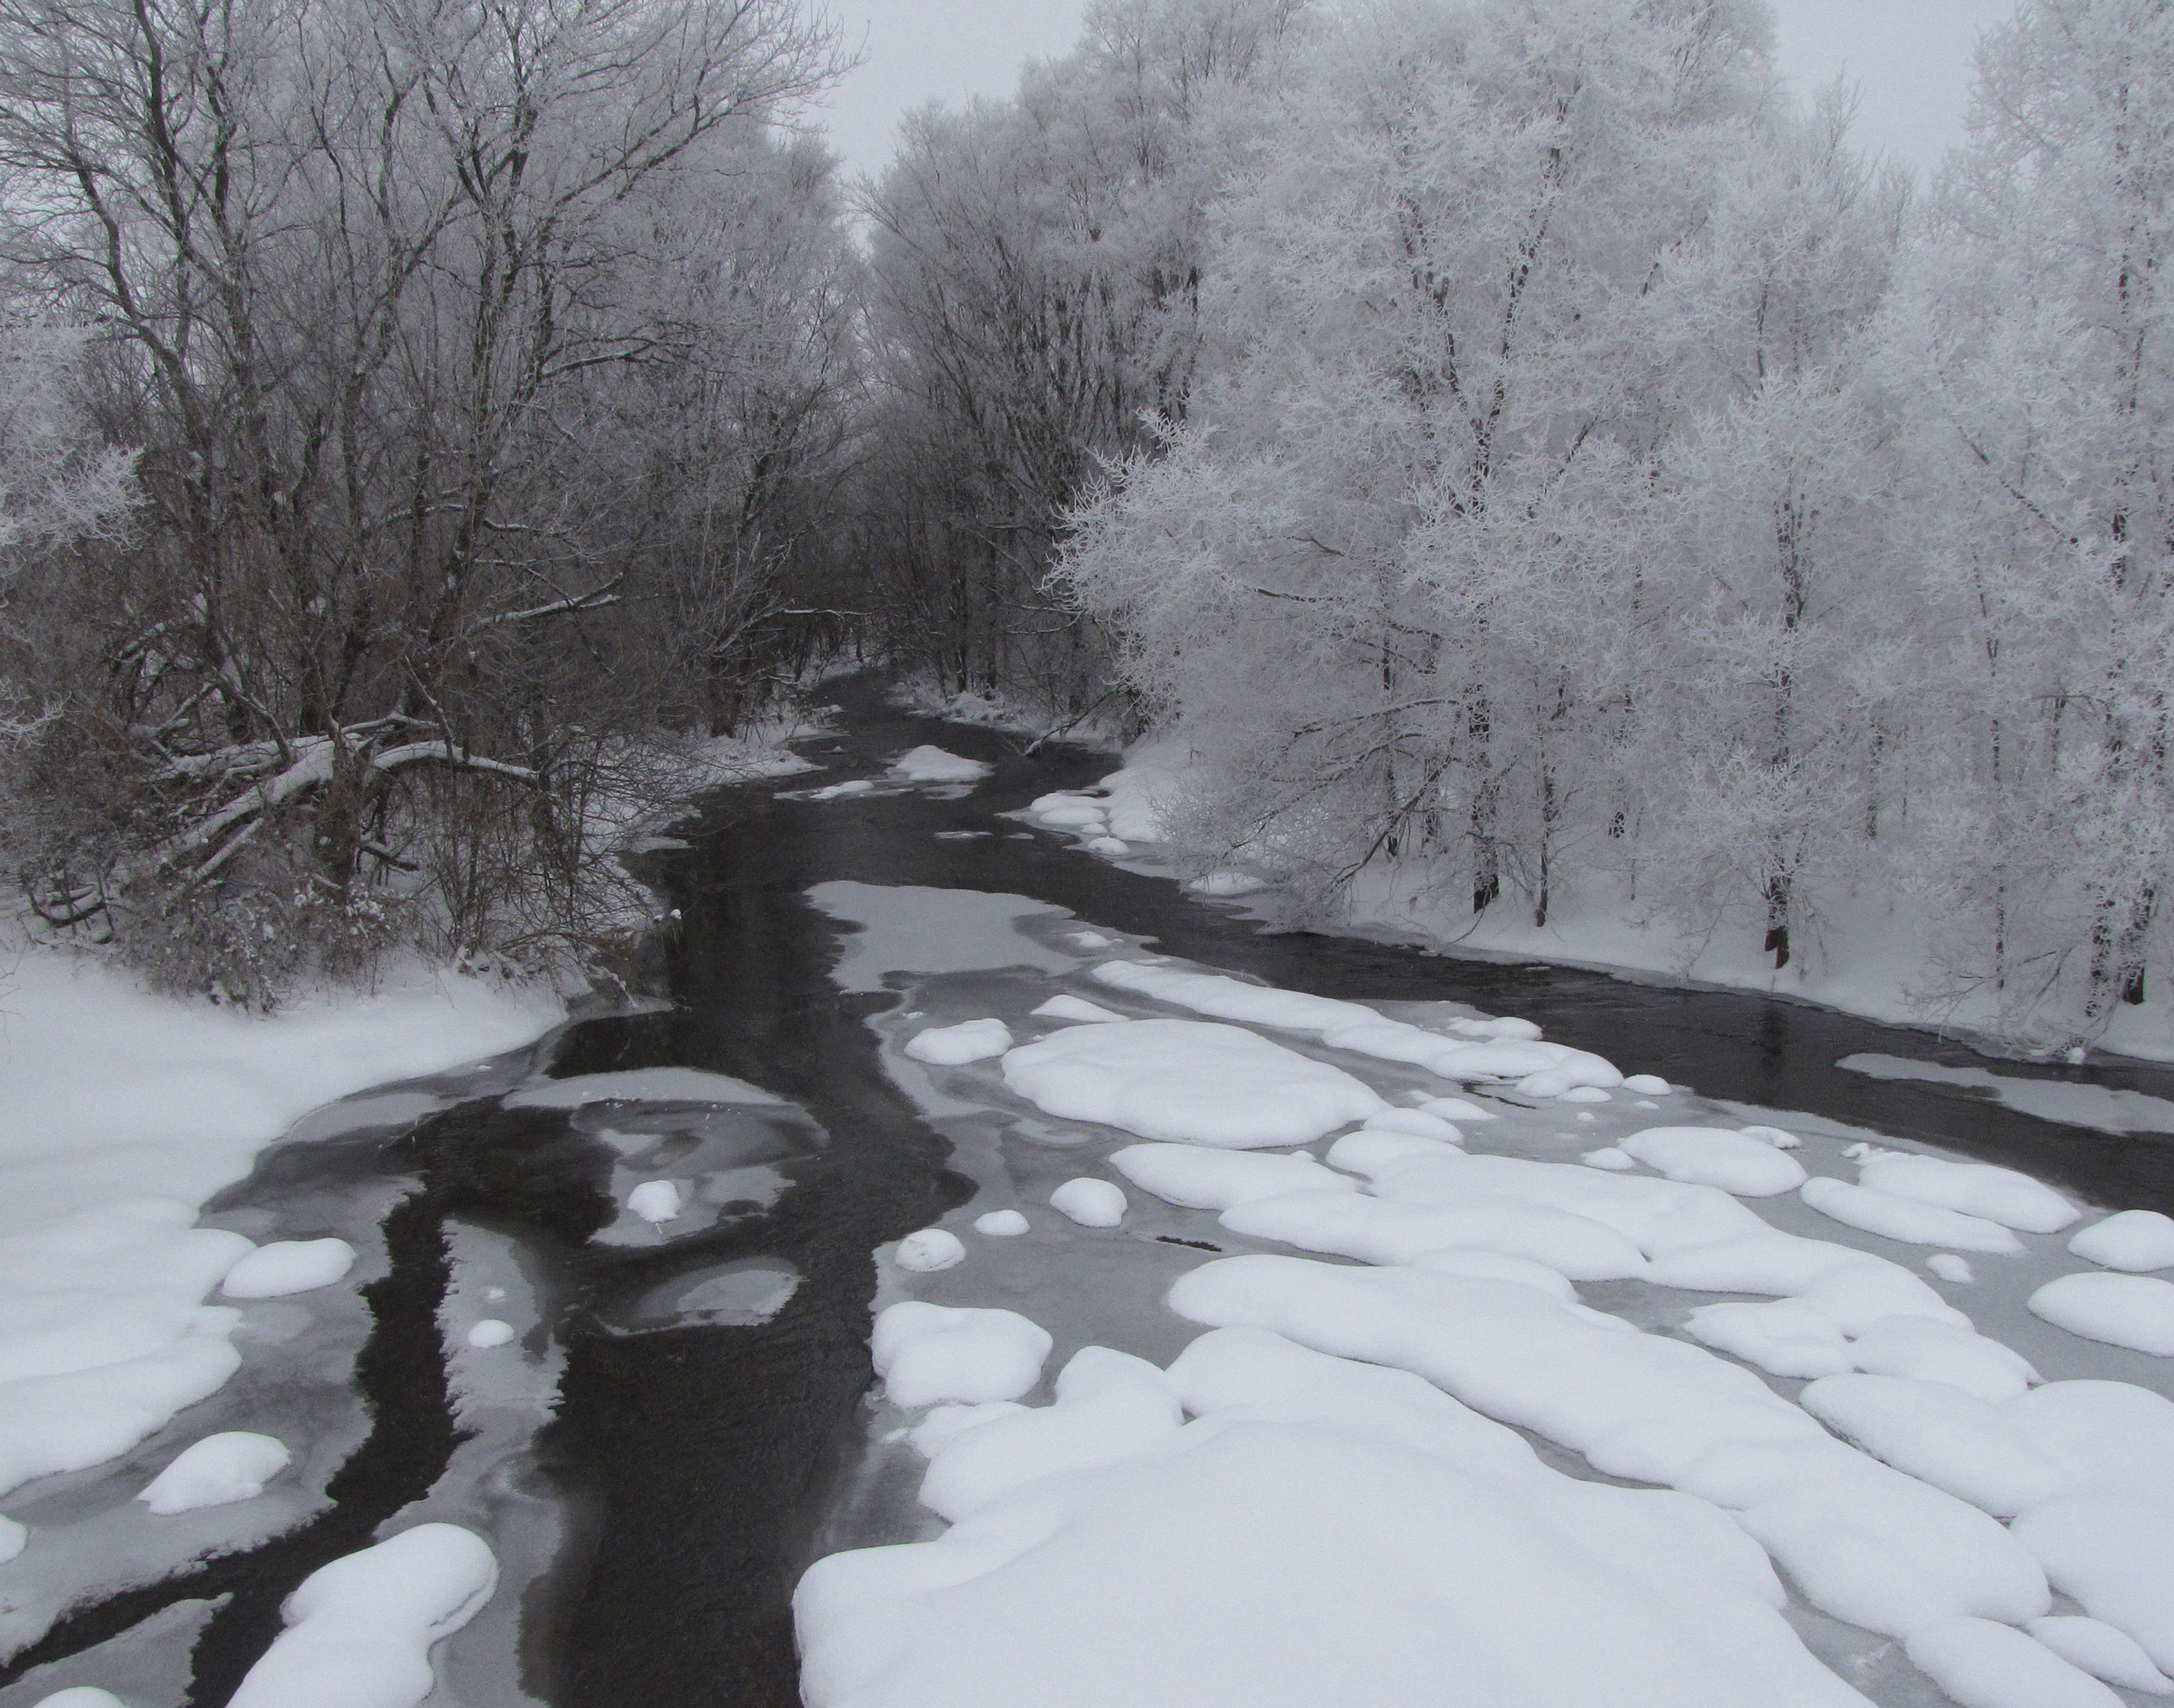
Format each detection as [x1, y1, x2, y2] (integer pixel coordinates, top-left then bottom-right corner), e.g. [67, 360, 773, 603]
[1799, 1376, 2077, 1516]
[465, 1320, 515, 1349]
[973, 1210, 1029, 1237]
[37, 1692, 128, 1707]
[904, 1019, 1013, 1065]
[2069, 1210, 2174, 1273]
[872, 1303, 1051, 1408]
[0, 1199, 253, 1498]
[1583, 1146, 1636, 1170]
[1089, 960, 1622, 1090]
[1684, 1299, 1853, 1379]
[1929, 1254, 1977, 1284]
[222, 1238, 356, 1299]
[1170, 1254, 2049, 1638]
[1619, 1128, 1806, 1196]
[1030, 995, 1126, 1024]
[1001, 1018, 1386, 1148]
[627, 1180, 681, 1223]
[1110, 1145, 1358, 1212]
[507, 1067, 778, 1108]
[2027, 1616, 2174, 1694]
[138, 1431, 290, 1514]
[1623, 1073, 1672, 1094]
[228, 1523, 497, 1708]
[1858, 1153, 2077, 1232]
[1801, 1178, 2022, 1252]
[895, 1229, 967, 1273]
[1903, 1616, 2123, 1708]
[1358, 1108, 1463, 1141]
[2029, 1272, 2174, 1355]
[794, 1328, 1873, 1708]
[891, 746, 991, 783]
[1049, 1179, 1127, 1227]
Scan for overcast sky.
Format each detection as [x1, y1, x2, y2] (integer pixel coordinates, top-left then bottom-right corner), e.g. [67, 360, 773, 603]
[809, 0, 2024, 187]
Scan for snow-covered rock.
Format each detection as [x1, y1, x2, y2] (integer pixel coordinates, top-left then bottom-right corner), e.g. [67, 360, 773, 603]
[871, 1303, 1051, 1408]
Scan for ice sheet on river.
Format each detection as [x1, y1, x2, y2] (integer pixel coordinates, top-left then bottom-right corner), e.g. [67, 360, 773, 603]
[821, 930, 2174, 1708]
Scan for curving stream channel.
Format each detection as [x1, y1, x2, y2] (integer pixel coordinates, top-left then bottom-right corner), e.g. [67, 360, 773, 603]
[4, 671, 2173, 1707]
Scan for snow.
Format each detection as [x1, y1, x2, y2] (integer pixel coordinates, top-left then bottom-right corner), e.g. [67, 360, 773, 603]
[227, 1522, 498, 1708]
[627, 1180, 682, 1223]
[221, 1237, 357, 1298]
[1030, 995, 1127, 1023]
[1222, 1185, 1650, 1280]
[0, 1517, 23, 1561]
[1416, 1094, 1495, 1120]
[465, 1320, 515, 1349]
[1358, 1107, 1463, 1141]
[871, 1303, 1052, 1407]
[2027, 1616, 2174, 1694]
[1109, 1144, 1359, 1210]
[1049, 1178, 1127, 1227]
[1088, 960, 1621, 1089]
[895, 1228, 968, 1274]
[1169, 1255, 2050, 1638]
[1000, 1018, 1386, 1147]
[805, 778, 876, 801]
[1903, 1617, 2124, 1708]
[0, 952, 557, 1505]
[903, 1018, 1014, 1065]
[506, 1066, 779, 1108]
[1840, 1055, 2174, 1137]
[1096, 754, 1174, 842]
[2029, 1272, 2174, 1355]
[1929, 1254, 1978, 1283]
[1684, 1299, 1853, 1379]
[1583, 1146, 1637, 1170]
[890, 746, 991, 783]
[1187, 870, 1269, 897]
[1798, 1377, 2077, 1516]
[797, 1326, 1873, 1708]
[1623, 1073, 1673, 1094]
[1619, 1127, 1807, 1195]
[1856, 1152, 2078, 1233]
[2069, 1210, 2174, 1272]
[136, 1430, 291, 1514]
[1739, 1123, 1802, 1148]
[1801, 1176, 2025, 1252]
[973, 1210, 1029, 1236]
[36, 1692, 127, 1707]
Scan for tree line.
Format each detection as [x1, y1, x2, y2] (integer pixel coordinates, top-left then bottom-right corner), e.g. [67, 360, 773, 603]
[5, 0, 2168, 1042]
[0, 0, 861, 1001]
[860, 0, 2174, 1040]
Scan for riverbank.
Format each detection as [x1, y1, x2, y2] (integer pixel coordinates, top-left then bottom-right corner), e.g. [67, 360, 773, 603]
[1065, 745, 2174, 1068]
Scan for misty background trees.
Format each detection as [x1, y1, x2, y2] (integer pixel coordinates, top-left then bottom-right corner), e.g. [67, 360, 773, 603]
[2, 0, 2167, 1039]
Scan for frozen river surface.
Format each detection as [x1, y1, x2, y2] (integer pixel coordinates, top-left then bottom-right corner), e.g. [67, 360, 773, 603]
[5, 674, 2173, 1708]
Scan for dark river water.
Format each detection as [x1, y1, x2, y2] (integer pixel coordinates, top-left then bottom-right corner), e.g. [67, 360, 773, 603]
[12, 672, 2174, 1706]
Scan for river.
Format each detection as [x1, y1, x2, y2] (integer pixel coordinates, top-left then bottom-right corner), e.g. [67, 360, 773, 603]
[6, 671, 2172, 1707]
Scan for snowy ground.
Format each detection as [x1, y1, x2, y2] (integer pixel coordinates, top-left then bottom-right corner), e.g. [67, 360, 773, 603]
[0, 947, 563, 1705]
[796, 882, 2174, 1708]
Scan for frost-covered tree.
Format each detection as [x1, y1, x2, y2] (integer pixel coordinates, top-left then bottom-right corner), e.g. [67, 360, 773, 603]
[1064, 0, 1775, 915]
[855, 0, 1305, 709]
[1905, 0, 2174, 1020]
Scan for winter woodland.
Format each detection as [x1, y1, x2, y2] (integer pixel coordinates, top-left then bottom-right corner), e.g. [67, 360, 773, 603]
[3, 0, 2173, 1046]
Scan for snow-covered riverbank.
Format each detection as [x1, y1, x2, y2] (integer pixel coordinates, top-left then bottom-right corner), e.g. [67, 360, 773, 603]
[1024, 748, 2174, 1066]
